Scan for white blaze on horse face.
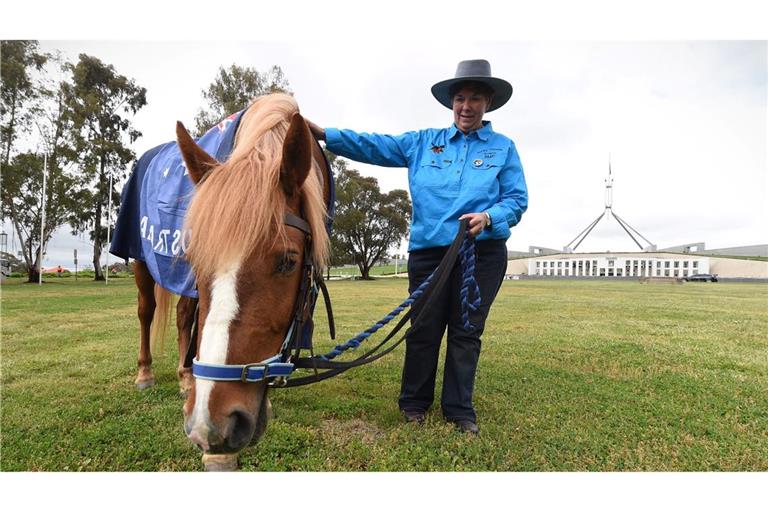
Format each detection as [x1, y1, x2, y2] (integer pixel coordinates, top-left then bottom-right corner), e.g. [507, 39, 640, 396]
[189, 262, 241, 440]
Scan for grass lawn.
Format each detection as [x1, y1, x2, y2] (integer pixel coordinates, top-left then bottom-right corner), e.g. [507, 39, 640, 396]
[1, 276, 767, 471]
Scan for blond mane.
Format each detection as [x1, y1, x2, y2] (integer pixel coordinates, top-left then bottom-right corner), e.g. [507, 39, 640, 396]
[184, 93, 329, 282]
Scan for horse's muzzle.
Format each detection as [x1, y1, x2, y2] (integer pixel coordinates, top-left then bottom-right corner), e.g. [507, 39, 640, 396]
[185, 406, 257, 454]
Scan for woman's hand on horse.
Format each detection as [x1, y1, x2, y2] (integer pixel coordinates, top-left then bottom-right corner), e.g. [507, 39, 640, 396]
[459, 212, 490, 238]
[306, 120, 326, 141]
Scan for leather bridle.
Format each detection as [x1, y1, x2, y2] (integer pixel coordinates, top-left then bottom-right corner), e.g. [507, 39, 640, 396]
[183, 210, 331, 386]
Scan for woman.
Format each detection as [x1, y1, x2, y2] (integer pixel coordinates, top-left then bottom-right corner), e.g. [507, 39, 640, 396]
[309, 59, 528, 433]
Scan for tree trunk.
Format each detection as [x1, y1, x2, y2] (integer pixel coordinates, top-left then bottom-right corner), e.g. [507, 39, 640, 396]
[11, 213, 34, 279]
[93, 198, 104, 281]
[27, 267, 40, 283]
[93, 241, 104, 281]
[26, 252, 40, 283]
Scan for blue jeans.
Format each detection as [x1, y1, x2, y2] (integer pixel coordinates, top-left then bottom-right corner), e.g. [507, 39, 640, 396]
[399, 238, 507, 422]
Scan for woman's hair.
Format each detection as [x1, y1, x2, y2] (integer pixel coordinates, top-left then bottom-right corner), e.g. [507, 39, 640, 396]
[449, 80, 495, 104]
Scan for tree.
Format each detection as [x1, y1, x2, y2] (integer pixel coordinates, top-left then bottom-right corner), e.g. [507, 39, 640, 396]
[62, 54, 147, 281]
[1, 40, 47, 168]
[3, 150, 75, 282]
[0, 41, 76, 283]
[331, 162, 411, 280]
[193, 64, 291, 135]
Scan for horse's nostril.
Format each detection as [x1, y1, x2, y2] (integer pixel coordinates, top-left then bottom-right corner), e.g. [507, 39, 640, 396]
[187, 429, 209, 452]
[227, 409, 255, 450]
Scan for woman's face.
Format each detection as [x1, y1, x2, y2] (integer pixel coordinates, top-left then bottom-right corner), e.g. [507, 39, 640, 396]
[452, 86, 489, 134]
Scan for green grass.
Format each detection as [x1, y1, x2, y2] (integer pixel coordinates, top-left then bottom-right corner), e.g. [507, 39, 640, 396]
[2, 276, 767, 471]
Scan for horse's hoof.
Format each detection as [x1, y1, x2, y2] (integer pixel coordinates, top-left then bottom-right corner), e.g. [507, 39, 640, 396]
[202, 453, 238, 472]
[135, 378, 156, 390]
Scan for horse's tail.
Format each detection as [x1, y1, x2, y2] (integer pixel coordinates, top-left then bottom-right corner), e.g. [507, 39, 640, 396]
[150, 284, 174, 354]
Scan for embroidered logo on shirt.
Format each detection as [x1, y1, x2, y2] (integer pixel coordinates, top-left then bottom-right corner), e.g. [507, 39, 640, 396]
[481, 148, 504, 160]
[430, 144, 445, 154]
[473, 159, 483, 167]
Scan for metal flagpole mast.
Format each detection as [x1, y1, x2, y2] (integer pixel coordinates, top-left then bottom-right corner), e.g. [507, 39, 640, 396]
[106, 171, 112, 285]
[38, 152, 48, 285]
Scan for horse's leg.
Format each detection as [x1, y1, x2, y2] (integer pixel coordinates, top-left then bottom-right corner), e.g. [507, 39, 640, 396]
[176, 296, 197, 397]
[134, 260, 156, 390]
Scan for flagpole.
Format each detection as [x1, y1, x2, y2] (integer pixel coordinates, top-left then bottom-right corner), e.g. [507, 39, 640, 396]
[39, 152, 47, 285]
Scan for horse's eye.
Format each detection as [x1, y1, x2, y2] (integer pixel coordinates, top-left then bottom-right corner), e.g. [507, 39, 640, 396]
[276, 254, 298, 275]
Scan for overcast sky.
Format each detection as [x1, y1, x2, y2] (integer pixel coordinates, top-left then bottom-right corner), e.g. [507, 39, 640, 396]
[3, 11, 767, 269]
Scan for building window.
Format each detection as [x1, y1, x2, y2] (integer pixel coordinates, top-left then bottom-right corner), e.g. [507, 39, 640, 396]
[683, 261, 689, 268]
[674, 261, 680, 268]
[656, 269, 661, 276]
[536, 261, 540, 267]
[693, 261, 699, 268]
[617, 269, 622, 277]
[674, 270, 679, 277]
[665, 270, 670, 276]
[665, 261, 670, 268]
[557, 261, 562, 268]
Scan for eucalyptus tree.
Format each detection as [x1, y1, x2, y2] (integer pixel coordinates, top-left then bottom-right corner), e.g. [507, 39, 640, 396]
[62, 53, 146, 280]
[193, 64, 290, 135]
[1, 41, 77, 282]
[331, 166, 411, 280]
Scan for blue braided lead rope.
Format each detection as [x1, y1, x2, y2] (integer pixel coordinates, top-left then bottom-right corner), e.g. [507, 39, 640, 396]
[320, 236, 482, 361]
[459, 237, 482, 331]
[320, 268, 436, 360]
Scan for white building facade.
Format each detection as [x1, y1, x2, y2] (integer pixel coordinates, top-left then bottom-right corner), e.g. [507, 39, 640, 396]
[528, 253, 711, 278]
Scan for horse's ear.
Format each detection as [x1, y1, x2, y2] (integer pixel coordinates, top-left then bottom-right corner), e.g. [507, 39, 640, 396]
[176, 121, 219, 185]
[280, 113, 312, 196]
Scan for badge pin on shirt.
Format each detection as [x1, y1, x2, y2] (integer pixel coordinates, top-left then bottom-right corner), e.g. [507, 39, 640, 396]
[473, 159, 483, 167]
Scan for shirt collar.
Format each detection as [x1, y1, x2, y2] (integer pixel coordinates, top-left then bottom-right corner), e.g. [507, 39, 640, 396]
[449, 121, 494, 141]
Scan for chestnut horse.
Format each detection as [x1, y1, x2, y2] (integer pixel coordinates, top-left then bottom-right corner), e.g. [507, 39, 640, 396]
[131, 94, 330, 466]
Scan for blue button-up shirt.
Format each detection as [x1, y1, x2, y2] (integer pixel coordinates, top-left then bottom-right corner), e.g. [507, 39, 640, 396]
[325, 121, 528, 251]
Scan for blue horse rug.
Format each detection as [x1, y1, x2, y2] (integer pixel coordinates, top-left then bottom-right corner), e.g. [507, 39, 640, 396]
[111, 111, 334, 299]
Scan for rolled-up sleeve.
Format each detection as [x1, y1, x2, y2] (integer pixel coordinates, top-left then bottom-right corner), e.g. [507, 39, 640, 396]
[325, 128, 418, 168]
[486, 142, 528, 228]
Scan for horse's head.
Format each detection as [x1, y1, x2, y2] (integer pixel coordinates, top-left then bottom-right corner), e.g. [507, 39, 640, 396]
[176, 94, 328, 455]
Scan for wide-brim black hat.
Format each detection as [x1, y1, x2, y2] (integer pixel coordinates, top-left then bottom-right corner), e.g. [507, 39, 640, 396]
[431, 59, 513, 112]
